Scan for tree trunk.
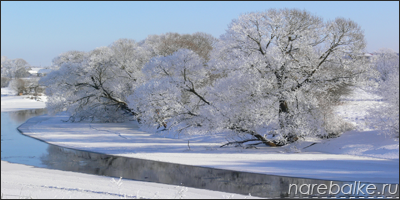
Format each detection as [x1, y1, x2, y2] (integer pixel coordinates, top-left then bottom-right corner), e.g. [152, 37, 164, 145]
[278, 100, 289, 129]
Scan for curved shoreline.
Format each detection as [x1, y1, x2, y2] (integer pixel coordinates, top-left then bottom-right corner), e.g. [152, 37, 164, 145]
[16, 114, 350, 182]
[17, 114, 399, 183]
[14, 114, 400, 198]
[11, 115, 368, 198]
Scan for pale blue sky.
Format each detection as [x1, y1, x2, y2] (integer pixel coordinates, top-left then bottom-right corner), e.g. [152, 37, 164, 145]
[1, 1, 399, 66]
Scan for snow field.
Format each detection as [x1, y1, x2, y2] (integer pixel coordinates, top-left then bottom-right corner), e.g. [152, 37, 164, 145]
[1, 161, 258, 199]
[1, 87, 46, 112]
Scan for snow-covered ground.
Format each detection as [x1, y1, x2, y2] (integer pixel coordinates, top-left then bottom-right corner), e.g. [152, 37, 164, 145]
[308, 87, 398, 160]
[22, 112, 399, 184]
[1, 87, 46, 112]
[1, 161, 257, 199]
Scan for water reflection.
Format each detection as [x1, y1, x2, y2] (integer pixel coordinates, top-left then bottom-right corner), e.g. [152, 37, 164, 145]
[2, 109, 399, 198]
[1, 109, 49, 167]
[7, 109, 47, 123]
[41, 145, 399, 198]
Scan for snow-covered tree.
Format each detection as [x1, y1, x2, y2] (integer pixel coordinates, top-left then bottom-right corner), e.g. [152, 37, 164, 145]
[371, 48, 399, 82]
[51, 50, 87, 70]
[203, 9, 368, 146]
[142, 32, 217, 61]
[128, 49, 211, 134]
[9, 77, 42, 96]
[37, 9, 372, 147]
[109, 38, 151, 82]
[368, 49, 399, 137]
[1, 58, 31, 79]
[41, 39, 150, 122]
[9, 78, 27, 95]
[1, 56, 10, 87]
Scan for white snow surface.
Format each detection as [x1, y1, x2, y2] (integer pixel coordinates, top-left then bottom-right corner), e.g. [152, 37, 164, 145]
[1, 88, 47, 112]
[24, 112, 399, 184]
[1, 161, 257, 199]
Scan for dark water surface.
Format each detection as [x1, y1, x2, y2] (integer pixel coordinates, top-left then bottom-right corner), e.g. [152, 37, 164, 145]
[1, 109, 398, 198]
[1, 109, 49, 167]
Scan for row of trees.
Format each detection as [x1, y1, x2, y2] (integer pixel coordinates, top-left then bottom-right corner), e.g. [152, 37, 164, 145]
[41, 33, 216, 122]
[1, 56, 46, 99]
[41, 8, 399, 146]
[1, 57, 31, 88]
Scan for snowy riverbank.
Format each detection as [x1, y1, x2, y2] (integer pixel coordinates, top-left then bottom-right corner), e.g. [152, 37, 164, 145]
[12, 87, 400, 183]
[21, 112, 399, 184]
[1, 87, 46, 112]
[1, 161, 257, 199]
[1, 88, 256, 199]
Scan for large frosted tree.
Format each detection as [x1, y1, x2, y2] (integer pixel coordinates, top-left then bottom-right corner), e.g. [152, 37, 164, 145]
[203, 9, 368, 146]
[125, 9, 369, 146]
